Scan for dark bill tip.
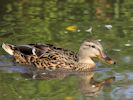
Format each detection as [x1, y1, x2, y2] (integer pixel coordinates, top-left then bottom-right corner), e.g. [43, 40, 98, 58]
[104, 56, 116, 65]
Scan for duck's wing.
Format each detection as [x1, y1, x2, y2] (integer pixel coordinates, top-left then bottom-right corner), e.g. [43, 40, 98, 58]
[29, 43, 78, 61]
[31, 43, 78, 69]
[29, 43, 55, 50]
[29, 43, 78, 69]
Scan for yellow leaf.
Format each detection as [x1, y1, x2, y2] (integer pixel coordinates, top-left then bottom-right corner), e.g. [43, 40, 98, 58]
[65, 96, 73, 100]
[66, 25, 77, 31]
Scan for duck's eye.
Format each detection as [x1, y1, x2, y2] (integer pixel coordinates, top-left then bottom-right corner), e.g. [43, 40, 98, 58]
[91, 45, 95, 48]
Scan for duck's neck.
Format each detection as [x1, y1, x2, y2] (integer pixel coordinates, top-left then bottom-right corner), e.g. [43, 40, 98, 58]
[79, 57, 95, 65]
[78, 57, 96, 69]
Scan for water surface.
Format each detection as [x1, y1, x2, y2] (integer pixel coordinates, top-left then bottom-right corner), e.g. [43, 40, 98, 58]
[0, 0, 133, 100]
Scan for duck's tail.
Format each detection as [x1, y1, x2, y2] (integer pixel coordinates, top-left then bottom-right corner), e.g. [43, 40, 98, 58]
[2, 43, 15, 55]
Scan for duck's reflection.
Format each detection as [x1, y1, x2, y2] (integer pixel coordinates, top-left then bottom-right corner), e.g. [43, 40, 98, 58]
[0, 63, 115, 97]
[26, 68, 115, 97]
[79, 72, 115, 96]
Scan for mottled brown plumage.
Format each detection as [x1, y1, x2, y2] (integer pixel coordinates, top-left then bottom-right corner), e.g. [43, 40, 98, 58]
[2, 39, 115, 71]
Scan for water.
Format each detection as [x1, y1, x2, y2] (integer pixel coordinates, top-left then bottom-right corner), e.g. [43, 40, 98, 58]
[0, 0, 133, 100]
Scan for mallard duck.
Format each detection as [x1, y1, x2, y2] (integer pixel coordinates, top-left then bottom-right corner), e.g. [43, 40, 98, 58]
[2, 39, 115, 71]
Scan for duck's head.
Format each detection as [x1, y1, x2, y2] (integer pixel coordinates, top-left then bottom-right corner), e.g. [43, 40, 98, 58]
[78, 39, 115, 65]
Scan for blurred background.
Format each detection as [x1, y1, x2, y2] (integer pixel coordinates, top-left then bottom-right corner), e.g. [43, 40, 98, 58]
[0, 0, 133, 100]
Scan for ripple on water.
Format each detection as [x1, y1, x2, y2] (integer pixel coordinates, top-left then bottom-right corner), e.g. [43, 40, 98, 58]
[111, 85, 133, 100]
[114, 72, 133, 81]
[122, 56, 133, 63]
[112, 48, 121, 52]
[126, 72, 133, 80]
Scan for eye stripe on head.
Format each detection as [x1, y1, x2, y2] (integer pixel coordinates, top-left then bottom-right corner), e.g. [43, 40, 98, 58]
[84, 44, 95, 48]
[81, 40, 103, 51]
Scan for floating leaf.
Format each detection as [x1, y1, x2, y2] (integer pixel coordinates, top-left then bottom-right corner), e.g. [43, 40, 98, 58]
[65, 96, 73, 100]
[66, 25, 78, 31]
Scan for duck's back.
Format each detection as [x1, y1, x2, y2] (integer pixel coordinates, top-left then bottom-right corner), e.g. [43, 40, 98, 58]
[3, 43, 78, 70]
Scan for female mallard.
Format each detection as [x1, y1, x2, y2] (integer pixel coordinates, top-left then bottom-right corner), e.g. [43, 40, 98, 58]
[2, 39, 115, 71]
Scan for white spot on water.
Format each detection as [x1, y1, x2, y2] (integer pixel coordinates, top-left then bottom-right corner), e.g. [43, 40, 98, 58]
[64, 31, 68, 34]
[105, 25, 112, 29]
[124, 43, 131, 47]
[77, 29, 81, 32]
[112, 49, 121, 52]
[85, 27, 92, 33]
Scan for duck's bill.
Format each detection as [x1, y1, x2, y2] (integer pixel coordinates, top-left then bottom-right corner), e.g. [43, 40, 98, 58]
[99, 52, 116, 65]
[104, 56, 116, 64]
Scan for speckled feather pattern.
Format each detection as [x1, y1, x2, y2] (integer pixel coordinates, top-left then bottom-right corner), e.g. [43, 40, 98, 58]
[13, 44, 79, 70]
